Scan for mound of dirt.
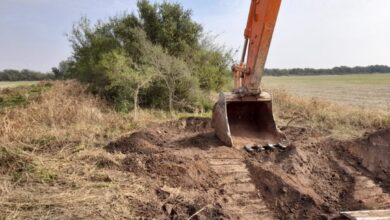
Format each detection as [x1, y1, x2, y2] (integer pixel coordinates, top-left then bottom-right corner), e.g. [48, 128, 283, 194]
[106, 117, 219, 189]
[105, 131, 163, 154]
[146, 154, 217, 189]
[105, 117, 214, 154]
[104, 118, 389, 219]
[248, 163, 324, 220]
[104, 118, 225, 219]
[342, 128, 390, 182]
[122, 153, 217, 189]
[249, 126, 390, 219]
[156, 187, 226, 220]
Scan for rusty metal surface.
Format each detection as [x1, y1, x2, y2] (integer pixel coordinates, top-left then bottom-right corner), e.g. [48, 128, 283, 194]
[239, 0, 282, 95]
[214, 0, 282, 147]
[212, 92, 280, 147]
[212, 93, 234, 147]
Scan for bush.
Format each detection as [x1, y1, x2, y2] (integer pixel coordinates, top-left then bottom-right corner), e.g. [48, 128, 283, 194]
[67, 0, 232, 114]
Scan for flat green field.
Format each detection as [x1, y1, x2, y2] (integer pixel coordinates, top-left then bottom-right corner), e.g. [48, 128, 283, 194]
[0, 81, 39, 89]
[263, 74, 390, 110]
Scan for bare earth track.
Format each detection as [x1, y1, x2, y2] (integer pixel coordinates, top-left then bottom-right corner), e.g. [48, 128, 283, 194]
[207, 149, 274, 219]
[105, 118, 390, 219]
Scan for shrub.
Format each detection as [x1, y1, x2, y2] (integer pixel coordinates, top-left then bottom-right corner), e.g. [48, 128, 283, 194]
[67, 1, 232, 114]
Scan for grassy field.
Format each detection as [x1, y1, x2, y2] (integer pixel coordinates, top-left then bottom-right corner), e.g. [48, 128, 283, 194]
[0, 81, 39, 89]
[263, 74, 390, 111]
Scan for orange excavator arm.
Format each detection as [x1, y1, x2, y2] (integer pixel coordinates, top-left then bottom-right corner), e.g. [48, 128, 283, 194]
[234, 0, 282, 95]
[212, 0, 283, 147]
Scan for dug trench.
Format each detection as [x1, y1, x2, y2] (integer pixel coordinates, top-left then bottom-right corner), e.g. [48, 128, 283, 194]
[105, 118, 390, 220]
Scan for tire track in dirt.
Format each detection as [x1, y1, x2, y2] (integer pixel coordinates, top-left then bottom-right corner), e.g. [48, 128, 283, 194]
[333, 157, 390, 209]
[105, 118, 390, 219]
[207, 148, 275, 220]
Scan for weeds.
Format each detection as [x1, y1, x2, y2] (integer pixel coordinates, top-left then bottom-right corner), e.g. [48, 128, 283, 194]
[0, 81, 389, 219]
[0, 82, 52, 108]
[0, 146, 33, 176]
[0, 146, 58, 184]
[35, 168, 58, 184]
[271, 89, 390, 138]
[0, 81, 152, 219]
[0, 81, 136, 150]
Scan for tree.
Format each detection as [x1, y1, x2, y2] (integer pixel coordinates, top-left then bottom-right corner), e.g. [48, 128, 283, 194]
[99, 49, 155, 119]
[0, 69, 53, 81]
[191, 46, 232, 91]
[264, 65, 390, 76]
[51, 59, 74, 80]
[148, 46, 194, 114]
[67, 1, 233, 113]
[137, 0, 202, 57]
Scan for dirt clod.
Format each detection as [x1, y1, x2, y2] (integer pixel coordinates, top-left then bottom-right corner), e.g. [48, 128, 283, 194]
[105, 118, 390, 219]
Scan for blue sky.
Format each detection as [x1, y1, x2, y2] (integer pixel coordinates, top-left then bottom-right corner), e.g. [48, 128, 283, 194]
[1, 0, 390, 72]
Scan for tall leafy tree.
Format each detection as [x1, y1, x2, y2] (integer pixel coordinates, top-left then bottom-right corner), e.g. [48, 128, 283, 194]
[99, 49, 155, 118]
[147, 45, 196, 114]
[67, 1, 233, 113]
[137, 0, 202, 57]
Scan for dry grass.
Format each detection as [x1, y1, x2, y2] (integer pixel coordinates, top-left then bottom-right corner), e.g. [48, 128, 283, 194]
[271, 88, 390, 139]
[263, 74, 390, 111]
[0, 80, 135, 151]
[0, 80, 389, 219]
[0, 81, 161, 219]
[0, 82, 39, 89]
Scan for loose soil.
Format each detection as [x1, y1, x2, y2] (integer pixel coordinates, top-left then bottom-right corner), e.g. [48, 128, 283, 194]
[105, 118, 390, 220]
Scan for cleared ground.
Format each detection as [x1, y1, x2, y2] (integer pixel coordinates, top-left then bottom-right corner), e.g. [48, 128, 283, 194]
[0, 81, 39, 89]
[263, 74, 390, 111]
[0, 81, 389, 219]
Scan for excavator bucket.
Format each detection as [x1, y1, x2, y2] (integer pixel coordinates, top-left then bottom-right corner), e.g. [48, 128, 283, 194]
[211, 0, 282, 147]
[212, 92, 280, 147]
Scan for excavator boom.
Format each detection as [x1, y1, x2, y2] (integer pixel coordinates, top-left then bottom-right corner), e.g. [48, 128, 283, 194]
[244, 0, 282, 94]
[212, 0, 282, 147]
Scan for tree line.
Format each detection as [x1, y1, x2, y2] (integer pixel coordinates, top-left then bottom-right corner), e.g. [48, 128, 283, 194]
[0, 69, 54, 81]
[3, 64, 389, 82]
[265, 65, 390, 76]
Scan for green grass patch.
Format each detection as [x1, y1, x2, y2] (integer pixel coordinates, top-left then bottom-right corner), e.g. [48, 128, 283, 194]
[0, 82, 52, 108]
[36, 167, 58, 183]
